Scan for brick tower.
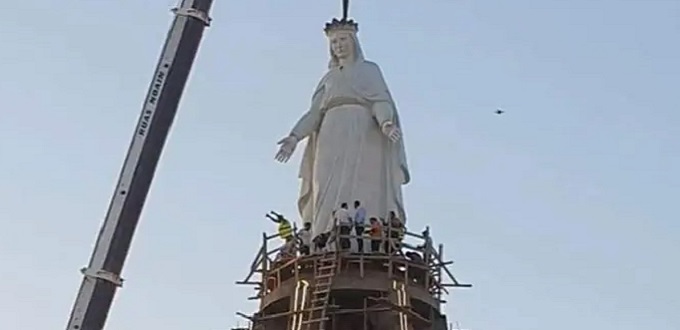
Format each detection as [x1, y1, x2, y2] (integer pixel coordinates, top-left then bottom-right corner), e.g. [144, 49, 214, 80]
[235, 225, 471, 330]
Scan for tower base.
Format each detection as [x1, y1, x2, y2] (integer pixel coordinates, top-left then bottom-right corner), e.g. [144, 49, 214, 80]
[236, 227, 471, 330]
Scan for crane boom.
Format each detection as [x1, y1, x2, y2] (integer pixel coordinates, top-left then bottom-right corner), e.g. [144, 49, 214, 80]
[65, 1, 213, 329]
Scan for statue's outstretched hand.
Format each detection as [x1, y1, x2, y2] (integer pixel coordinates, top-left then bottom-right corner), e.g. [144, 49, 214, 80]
[275, 135, 298, 163]
[381, 121, 401, 143]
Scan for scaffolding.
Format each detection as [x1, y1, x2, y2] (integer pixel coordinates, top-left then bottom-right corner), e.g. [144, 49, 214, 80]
[235, 220, 471, 330]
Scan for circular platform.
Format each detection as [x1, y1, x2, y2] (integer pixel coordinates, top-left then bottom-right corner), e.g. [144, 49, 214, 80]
[259, 253, 442, 324]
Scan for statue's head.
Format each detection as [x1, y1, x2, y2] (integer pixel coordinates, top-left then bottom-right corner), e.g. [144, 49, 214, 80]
[329, 31, 355, 61]
[324, 18, 364, 68]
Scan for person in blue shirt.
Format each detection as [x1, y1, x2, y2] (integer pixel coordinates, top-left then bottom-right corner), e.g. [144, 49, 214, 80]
[353, 200, 367, 253]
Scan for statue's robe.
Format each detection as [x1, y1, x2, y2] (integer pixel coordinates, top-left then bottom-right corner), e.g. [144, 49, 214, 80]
[290, 60, 410, 240]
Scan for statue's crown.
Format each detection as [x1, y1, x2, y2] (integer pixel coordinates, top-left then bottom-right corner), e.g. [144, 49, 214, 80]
[324, 18, 359, 36]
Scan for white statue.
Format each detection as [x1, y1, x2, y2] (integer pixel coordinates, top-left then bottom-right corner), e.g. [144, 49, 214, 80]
[275, 19, 410, 240]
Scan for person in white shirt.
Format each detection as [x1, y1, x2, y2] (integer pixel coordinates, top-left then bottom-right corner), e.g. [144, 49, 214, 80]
[297, 222, 312, 255]
[334, 203, 352, 250]
[277, 237, 297, 261]
[353, 200, 367, 253]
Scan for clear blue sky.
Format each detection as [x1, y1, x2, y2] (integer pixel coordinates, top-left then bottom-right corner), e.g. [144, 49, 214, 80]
[1, 1, 678, 329]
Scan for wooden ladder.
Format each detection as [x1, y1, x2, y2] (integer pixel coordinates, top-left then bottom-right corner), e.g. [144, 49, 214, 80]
[301, 253, 337, 330]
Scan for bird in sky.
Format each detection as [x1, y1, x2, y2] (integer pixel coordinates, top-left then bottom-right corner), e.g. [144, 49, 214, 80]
[495, 108, 505, 115]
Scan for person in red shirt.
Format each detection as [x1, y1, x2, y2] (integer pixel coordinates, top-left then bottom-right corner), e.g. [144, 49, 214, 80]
[369, 217, 383, 253]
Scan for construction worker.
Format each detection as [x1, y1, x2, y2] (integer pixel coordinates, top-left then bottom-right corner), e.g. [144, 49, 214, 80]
[368, 217, 383, 253]
[417, 226, 433, 263]
[313, 232, 331, 253]
[386, 211, 404, 254]
[266, 211, 294, 241]
[280, 236, 297, 257]
[297, 222, 312, 255]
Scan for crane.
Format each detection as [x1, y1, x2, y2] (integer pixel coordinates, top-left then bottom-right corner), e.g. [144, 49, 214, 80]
[65, 1, 214, 329]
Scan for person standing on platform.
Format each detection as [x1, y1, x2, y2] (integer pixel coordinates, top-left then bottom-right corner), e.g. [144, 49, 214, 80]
[298, 222, 312, 255]
[418, 226, 433, 263]
[368, 217, 383, 253]
[335, 203, 352, 250]
[266, 211, 294, 242]
[353, 200, 367, 253]
[386, 210, 404, 254]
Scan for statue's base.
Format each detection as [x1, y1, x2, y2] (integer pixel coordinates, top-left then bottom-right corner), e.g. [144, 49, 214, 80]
[236, 230, 471, 330]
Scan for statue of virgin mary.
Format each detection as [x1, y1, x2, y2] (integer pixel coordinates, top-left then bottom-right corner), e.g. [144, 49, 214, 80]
[275, 18, 410, 240]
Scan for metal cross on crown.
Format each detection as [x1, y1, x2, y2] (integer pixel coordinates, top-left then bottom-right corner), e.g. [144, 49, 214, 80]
[342, 0, 349, 20]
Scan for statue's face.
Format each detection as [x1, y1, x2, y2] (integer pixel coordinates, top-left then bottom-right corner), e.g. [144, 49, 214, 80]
[329, 32, 354, 60]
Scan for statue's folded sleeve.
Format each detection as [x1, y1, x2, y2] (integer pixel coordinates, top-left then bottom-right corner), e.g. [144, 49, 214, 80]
[291, 83, 326, 140]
